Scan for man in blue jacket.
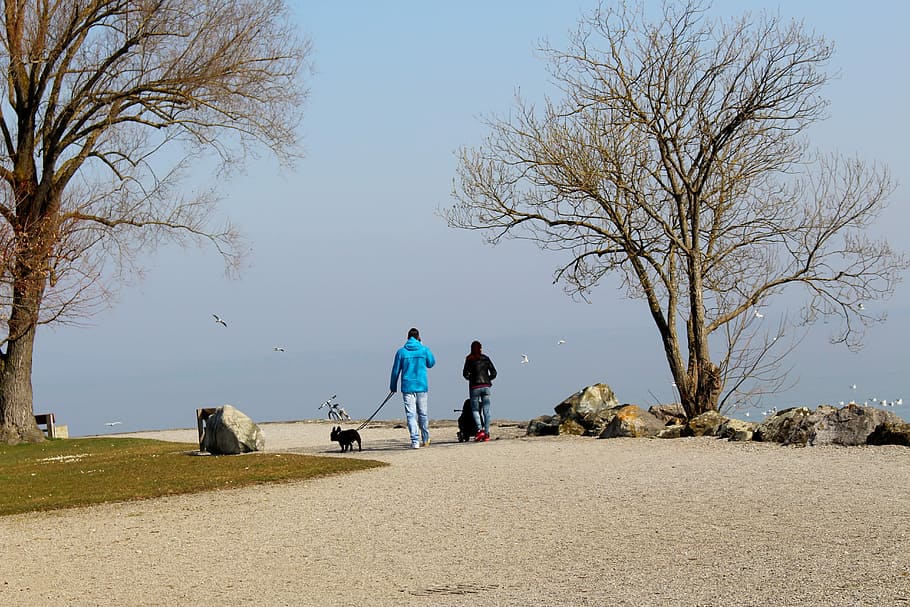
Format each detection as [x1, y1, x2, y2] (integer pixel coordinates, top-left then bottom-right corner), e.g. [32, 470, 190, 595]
[390, 327, 436, 449]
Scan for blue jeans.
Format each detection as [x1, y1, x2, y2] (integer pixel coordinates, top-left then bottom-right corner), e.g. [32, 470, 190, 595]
[402, 392, 429, 446]
[470, 386, 492, 435]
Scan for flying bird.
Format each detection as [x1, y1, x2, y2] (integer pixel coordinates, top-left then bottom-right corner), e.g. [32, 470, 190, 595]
[557, 339, 566, 345]
[273, 346, 285, 352]
[104, 421, 122, 427]
[858, 303, 865, 310]
[520, 354, 529, 364]
[754, 311, 764, 318]
[212, 314, 227, 327]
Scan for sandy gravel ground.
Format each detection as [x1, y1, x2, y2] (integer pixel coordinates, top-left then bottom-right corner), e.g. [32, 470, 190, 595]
[2, 418, 909, 607]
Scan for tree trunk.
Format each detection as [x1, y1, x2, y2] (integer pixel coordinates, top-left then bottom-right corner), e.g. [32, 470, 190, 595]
[678, 358, 722, 420]
[0, 253, 47, 444]
[0, 320, 43, 444]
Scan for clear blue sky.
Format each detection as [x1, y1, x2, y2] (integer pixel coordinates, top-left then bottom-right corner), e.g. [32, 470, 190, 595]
[33, 1, 909, 436]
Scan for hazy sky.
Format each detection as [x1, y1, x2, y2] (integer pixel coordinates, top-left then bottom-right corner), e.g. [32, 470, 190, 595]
[33, 1, 909, 437]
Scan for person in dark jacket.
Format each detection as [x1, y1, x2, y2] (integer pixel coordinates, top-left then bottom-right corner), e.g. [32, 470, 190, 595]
[462, 340, 497, 441]
[390, 327, 436, 449]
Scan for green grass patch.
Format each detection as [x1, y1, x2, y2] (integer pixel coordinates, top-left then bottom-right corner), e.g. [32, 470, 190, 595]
[0, 437, 386, 516]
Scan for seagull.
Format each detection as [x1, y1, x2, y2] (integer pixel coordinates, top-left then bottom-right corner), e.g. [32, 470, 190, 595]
[557, 339, 566, 345]
[212, 314, 227, 327]
[273, 346, 285, 352]
[104, 421, 122, 426]
[520, 354, 529, 364]
[754, 311, 764, 318]
[858, 303, 865, 311]
[850, 384, 857, 391]
[896, 398, 904, 406]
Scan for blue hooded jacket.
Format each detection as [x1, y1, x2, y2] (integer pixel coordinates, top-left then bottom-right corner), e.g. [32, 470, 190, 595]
[390, 337, 436, 393]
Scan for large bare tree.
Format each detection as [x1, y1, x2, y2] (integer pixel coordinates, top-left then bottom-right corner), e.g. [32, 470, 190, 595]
[0, 0, 310, 443]
[446, 1, 907, 419]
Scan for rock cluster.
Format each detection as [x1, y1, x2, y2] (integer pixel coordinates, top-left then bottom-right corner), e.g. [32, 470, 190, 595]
[527, 384, 910, 447]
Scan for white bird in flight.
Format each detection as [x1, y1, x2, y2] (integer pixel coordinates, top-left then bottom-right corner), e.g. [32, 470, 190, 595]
[557, 339, 566, 345]
[754, 311, 764, 318]
[212, 314, 227, 327]
[520, 354, 529, 364]
[858, 303, 865, 310]
[104, 421, 122, 426]
[273, 346, 285, 352]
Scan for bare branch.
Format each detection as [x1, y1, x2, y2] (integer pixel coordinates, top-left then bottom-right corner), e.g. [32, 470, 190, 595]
[444, 0, 907, 416]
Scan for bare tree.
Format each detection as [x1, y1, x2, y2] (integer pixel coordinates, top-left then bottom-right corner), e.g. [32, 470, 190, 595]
[446, 1, 907, 419]
[0, 0, 311, 443]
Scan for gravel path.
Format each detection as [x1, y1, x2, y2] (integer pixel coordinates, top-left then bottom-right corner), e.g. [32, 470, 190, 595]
[2, 419, 909, 606]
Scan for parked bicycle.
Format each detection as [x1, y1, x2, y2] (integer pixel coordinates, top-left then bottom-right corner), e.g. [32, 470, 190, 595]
[318, 394, 351, 421]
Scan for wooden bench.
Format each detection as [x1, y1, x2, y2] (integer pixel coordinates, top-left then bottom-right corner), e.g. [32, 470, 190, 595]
[34, 413, 57, 439]
[196, 407, 218, 450]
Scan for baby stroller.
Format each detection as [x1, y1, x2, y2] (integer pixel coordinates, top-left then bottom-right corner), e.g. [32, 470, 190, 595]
[456, 399, 478, 442]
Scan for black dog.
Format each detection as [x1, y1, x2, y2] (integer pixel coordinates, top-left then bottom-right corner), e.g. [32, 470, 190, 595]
[330, 426, 362, 452]
[456, 399, 478, 442]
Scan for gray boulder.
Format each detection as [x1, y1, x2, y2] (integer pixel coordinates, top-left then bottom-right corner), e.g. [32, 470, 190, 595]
[866, 422, 910, 447]
[810, 404, 904, 446]
[200, 405, 265, 455]
[755, 404, 904, 447]
[599, 405, 666, 439]
[754, 407, 814, 445]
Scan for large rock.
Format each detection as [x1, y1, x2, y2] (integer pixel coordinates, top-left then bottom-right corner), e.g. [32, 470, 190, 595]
[526, 415, 560, 436]
[684, 410, 726, 437]
[554, 383, 620, 417]
[811, 404, 903, 446]
[558, 418, 587, 436]
[599, 405, 665, 439]
[552, 383, 622, 436]
[716, 418, 758, 442]
[657, 424, 685, 439]
[755, 404, 904, 447]
[648, 403, 687, 426]
[754, 407, 814, 445]
[866, 422, 910, 447]
[201, 405, 265, 455]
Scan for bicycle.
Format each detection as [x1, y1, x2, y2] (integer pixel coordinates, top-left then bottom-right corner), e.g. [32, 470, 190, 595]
[318, 395, 351, 421]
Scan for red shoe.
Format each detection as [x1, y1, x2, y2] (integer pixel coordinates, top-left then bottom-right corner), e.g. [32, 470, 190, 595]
[482, 432, 491, 442]
[475, 430, 486, 442]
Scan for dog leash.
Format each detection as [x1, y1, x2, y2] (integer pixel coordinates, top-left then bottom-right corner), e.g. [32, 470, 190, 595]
[356, 390, 395, 431]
